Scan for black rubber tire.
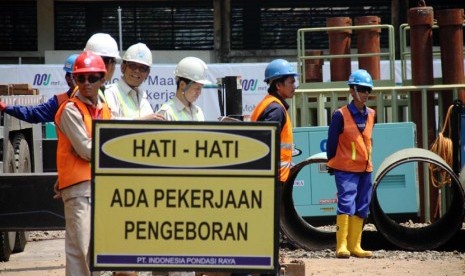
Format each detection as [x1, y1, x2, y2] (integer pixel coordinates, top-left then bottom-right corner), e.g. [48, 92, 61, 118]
[0, 231, 14, 261]
[12, 231, 27, 253]
[11, 134, 31, 253]
[0, 232, 16, 262]
[0, 141, 16, 261]
[4, 140, 15, 173]
[13, 133, 31, 174]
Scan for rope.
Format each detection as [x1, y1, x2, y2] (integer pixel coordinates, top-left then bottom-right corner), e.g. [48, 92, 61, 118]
[429, 105, 454, 189]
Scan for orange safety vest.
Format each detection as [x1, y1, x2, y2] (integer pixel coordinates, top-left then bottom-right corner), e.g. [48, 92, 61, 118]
[327, 105, 375, 173]
[55, 97, 111, 189]
[55, 91, 69, 107]
[250, 94, 293, 182]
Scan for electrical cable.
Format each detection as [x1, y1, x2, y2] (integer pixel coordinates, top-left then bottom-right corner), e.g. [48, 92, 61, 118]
[429, 105, 454, 220]
[429, 105, 454, 189]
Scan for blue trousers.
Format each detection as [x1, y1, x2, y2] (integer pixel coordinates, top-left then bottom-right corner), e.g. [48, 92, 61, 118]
[334, 170, 372, 218]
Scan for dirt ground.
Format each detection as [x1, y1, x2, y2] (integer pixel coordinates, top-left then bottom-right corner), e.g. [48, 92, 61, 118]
[1, 237, 465, 276]
[284, 258, 465, 276]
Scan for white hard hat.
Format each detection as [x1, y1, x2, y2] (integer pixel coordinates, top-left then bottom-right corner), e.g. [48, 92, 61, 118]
[175, 57, 211, 85]
[84, 33, 121, 59]
[123, 43, 152, 67]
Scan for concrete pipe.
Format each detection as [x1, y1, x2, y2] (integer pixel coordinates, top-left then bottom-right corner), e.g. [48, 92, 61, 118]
[370, 148, 465, 250]
[355, 16, 381, 80]
[437, 9, 465, 104]
[327, 17, 352, 82]
[280, 152, 335, 250]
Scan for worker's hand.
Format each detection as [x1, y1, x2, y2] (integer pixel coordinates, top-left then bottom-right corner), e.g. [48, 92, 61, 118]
[53, 180, 61, 200]
[141, 113, 165, 121]
[0, 101, 7, 111]
[327, 168, 334, 176]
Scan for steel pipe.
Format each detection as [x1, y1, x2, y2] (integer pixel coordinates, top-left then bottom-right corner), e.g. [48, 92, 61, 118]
[355, 16, 381, 80]
[437, 9, 465, 103]
[327, 17, 352, 81]
[408, 2, 437, 222]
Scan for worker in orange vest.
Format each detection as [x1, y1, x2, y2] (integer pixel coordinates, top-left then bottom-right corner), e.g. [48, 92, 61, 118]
[251, 59, 298, 184]
[55, 51, 111, 275]
[327, 69, 375, 258]
[248, 58, 299, 276]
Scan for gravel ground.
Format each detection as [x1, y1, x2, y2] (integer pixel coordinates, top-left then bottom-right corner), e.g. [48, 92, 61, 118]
[4, 230, 462, 275]
[280, 247, 465, 262]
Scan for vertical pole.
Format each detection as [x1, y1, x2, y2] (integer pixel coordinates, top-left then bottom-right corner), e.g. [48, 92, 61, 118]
[117, 7, 123, 56]
[2, 115, 8, 173]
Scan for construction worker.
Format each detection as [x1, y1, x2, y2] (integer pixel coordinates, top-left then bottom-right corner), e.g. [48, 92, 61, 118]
[250, 59, 298, 183]
[155, 56, 211, 276]
[0, 54, 78, 123]
[105, 42, 163, 120]
[83, 32, 121, 86]
[55, 51, 111, 276]
[326, 69, 375, 258]
[105, 42, 163, 276]
[242, 59, 298, 276]
[156, 56, 210, 121]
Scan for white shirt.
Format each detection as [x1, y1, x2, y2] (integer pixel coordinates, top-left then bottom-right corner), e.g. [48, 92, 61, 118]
[156, 96, 205, 121]
[104, 79, 154, 119]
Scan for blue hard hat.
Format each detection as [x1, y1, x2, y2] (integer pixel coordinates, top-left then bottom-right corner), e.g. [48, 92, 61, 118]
[63, 54, 79, 73]
[264, 59, 298, 82]
[347, 69, 374, 88]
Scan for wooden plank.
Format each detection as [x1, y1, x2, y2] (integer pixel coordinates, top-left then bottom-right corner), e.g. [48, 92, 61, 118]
[0, 84, 11, 95]
[11, 83, 31, 90]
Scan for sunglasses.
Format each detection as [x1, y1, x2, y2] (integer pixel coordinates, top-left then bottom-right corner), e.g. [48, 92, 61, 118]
[355, 86, 372, 94]
[75, 74, 102, 84]
[126, 62, 150, 73]
[102, 56, 116, 65]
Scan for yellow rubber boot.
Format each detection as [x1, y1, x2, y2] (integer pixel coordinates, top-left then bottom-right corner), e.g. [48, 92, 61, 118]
[348, 215, 373, 258]
[336, 214, 350, 258]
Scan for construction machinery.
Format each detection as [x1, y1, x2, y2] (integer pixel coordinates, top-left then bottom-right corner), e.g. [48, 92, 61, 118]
[0, 90, 63, 261]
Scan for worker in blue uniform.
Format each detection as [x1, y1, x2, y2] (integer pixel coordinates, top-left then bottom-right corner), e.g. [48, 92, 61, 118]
[326, 69, 376, 258]
[0, 54, 79, 123]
